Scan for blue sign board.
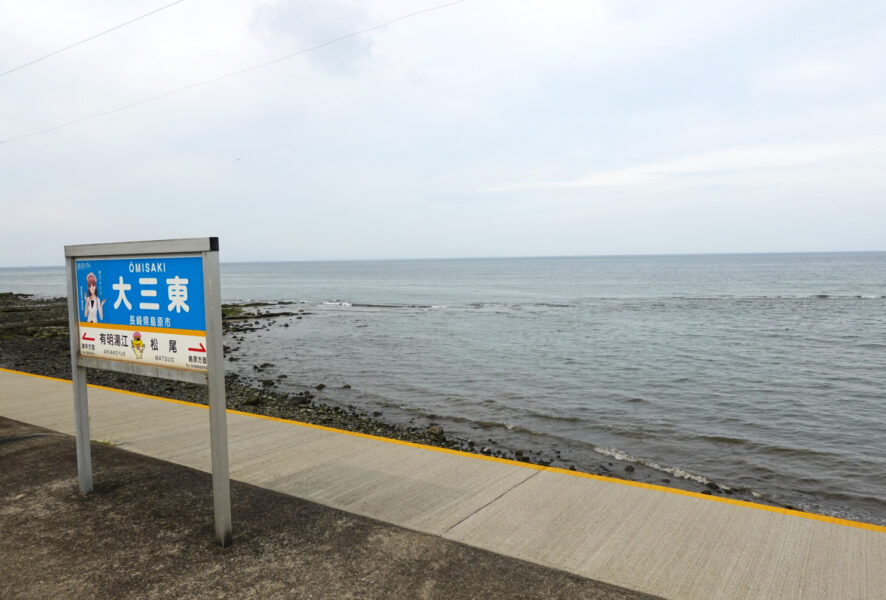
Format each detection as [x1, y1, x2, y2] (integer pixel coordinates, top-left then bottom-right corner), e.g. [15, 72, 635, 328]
[75, 256, 206, 332]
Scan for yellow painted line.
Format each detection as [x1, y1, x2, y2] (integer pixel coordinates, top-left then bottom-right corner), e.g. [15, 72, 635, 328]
[2, 366, 884, 534]
[0, 367, 209, 407]
[0, 367, 75, 385]
[79, 321, 205, 337]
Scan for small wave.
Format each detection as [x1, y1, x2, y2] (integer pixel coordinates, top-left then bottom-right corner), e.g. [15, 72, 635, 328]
[628, 293, 882, 301]
[470, 419, 537, 435]
[622, 396, 650, 404]
[699, 435, 746, 445]
[688, 435, 846, 462]
[352, 303, 433, 309]
[319, 294, 885, 312]
[592, 446, 717, 487]
[320, 301, 438, 310]
[522, 409, 585, 424]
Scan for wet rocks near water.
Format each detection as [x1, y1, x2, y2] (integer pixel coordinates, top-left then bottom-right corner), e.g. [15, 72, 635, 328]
[0, 294, 484, 455]
[426, 425, 444, 439]
[291, 391, 313, 406]
[222, 302, 307, 334]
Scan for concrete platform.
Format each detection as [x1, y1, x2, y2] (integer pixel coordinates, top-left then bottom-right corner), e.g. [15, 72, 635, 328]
[2, 367, 884, 600]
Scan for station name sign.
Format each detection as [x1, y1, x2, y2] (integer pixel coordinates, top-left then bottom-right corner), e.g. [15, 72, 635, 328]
[64, 237, 232, 546]
[75, 255, 208, 371]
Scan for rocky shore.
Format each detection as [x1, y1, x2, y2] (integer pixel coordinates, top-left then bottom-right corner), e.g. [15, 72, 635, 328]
[0, 293, 487, 453]
[0, 292, 768, 505]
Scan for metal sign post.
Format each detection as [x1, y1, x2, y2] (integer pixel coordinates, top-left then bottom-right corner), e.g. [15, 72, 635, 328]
[64, 237, 231, 546]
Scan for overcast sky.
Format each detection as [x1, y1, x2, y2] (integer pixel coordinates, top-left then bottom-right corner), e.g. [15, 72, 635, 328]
[1, 0, 885, 266]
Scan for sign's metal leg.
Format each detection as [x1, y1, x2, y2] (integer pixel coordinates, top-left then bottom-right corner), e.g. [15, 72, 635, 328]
[205, 250, 232, 547]
[66, 257, 93, 495]
[72, 365, 93, 495]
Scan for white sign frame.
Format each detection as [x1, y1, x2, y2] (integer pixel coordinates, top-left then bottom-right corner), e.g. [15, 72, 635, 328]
[64, 237, 231, 546]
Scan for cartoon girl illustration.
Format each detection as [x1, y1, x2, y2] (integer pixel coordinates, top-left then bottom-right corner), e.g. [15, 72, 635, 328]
[83, 272, 106, 323]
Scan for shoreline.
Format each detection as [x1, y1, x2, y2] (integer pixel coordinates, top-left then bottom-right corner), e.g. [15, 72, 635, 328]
[0, 292, 796, 511]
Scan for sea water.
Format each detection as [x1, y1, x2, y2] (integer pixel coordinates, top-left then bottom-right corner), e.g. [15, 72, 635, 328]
[3, 252, 884, 525]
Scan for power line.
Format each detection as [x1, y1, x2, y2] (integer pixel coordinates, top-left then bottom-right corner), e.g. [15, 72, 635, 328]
[0, 0, 187, 79]
[0, 0, 465, 146]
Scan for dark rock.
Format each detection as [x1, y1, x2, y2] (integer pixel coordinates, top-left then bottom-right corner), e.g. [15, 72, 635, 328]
[624, 465, 635, 472]
[341, 384, 351, 389]
[427, 425, 444, 438]
[315, 384, 326, 391]
[261, 379, 275, 387]
[705, 481, 720, 491]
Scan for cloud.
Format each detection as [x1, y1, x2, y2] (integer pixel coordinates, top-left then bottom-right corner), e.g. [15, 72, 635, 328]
[252, 0, 373, 75]
[0, 192, 112, 234]
[482, 138, 886, 192]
